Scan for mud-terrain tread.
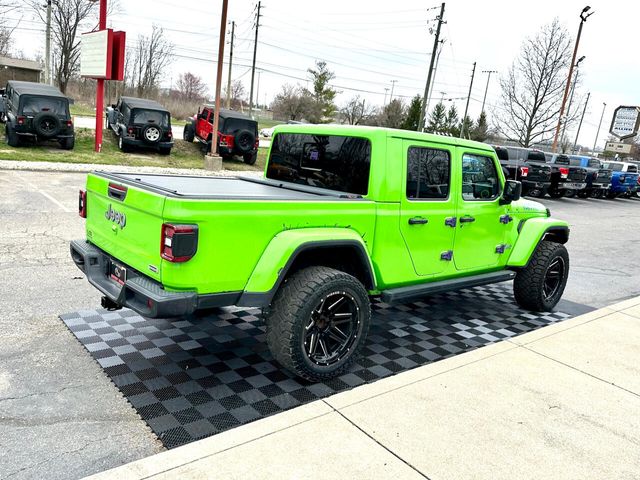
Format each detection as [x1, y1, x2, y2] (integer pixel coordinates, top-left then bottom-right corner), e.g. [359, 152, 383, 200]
[266, 266, 371, 382]
[514, 240, 569, 312]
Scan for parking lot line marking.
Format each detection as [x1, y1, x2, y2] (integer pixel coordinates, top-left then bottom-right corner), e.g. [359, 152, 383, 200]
[12, 172, 71, 213]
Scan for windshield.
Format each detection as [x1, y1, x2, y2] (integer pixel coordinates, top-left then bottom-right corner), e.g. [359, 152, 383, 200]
[267, 133, 371, 195]
[588, 158, 601, 168]
[132, 109, 169, 126]
[628, 165, 638, 173]
[605, 163, 623, 171]
[20, 95, 68, 116]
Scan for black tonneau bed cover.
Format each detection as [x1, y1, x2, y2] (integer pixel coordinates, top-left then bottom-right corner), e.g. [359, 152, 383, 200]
[97, 172, 365, 201]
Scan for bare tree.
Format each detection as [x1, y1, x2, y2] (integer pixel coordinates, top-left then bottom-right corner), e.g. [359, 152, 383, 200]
[494, 19, 572, 147]
[223, 80, 246, 110]
[339, 95, 374, 125]
[377, 99, 407, 129]
[176, 72, 207, 101]
[271, 84, 313, 121]
[131, 25, 173, 97]
[0, 1, 19, 56]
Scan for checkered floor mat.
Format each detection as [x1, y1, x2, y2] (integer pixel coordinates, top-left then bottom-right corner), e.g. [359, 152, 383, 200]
[61, 283, 577, 449]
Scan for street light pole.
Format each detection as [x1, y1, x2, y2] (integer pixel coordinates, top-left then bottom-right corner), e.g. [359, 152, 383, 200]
[572, 91, 590, 153]
[593, 102, 606, 154]
[560, 56, 585, 148]
[45, 0, 52, 85]
[552, 6, 594, 152]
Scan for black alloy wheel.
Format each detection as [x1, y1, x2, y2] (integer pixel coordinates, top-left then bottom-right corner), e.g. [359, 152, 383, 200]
[542, 256, 566, 301]
[304, 291, 361, 367]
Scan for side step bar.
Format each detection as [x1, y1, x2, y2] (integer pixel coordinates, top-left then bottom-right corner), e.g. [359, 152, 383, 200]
[380, 270, 516, 304]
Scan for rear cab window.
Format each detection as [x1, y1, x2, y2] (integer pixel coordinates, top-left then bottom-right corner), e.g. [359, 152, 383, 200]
[223, 117, 257, 135]
[132, 109, 169, 126]
[267, 133, 371, 195]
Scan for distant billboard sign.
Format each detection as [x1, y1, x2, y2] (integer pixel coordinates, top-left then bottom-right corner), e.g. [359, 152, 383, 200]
[80, 29, 113, 79]
[609, 106, 640, 140]
[605, 142, 632, 154]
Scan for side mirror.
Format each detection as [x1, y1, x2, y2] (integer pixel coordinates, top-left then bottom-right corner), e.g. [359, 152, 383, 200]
[500, 180, 522, 205]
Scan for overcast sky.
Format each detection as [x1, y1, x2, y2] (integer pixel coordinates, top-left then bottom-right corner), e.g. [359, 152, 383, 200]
[8, 0, 638, 147]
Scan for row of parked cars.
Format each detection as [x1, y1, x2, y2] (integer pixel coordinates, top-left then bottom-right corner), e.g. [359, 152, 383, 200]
[494, 146, 639, 200]
[1, 80, 259, 163]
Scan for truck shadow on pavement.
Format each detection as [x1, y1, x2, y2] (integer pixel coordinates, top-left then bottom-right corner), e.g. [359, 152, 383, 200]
[60, 283, 591, 449]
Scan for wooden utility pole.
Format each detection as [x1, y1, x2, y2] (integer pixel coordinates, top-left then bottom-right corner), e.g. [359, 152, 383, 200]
[248, 1, 262, 115]
[460, 61, 476, 138]
[210, 0, 229, 156]
[225, 20, 235, 109]
[418, 2, 445, 132]
[480, 70, 497, 114]
[592, 102, 606, 154]
[389, 79, 397, 102]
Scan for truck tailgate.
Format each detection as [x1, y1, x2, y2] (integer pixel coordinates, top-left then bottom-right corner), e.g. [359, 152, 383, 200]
[85, 173, 165, 282]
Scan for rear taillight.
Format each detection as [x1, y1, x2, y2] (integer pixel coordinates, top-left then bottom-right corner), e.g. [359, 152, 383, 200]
[254, 137, 260, 148]
[168, 129, 173, 139]
[519, 166, 529, 177]
[218, 133, 234, 148]
[637, 177, 640, 186]
[66, 120, 73, 128]
[127, 127, 134, 134]
[593, 172, 598, 180]
[17, 116, 25, 125]
[559, 167, 569, 179]
[79, 190, 86, 218]
[161, 223, 198, 263]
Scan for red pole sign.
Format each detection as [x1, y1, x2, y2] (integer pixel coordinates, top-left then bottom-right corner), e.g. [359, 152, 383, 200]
[94, 0, 107, 153]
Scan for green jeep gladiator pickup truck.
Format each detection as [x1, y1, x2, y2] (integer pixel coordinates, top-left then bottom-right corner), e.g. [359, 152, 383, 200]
[71, 124, 570, 381]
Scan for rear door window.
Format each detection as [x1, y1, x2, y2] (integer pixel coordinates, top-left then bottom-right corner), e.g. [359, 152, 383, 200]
[267, 133, 371, 195]
[132, 109, 169, 126]
[406, 147, 450, 200]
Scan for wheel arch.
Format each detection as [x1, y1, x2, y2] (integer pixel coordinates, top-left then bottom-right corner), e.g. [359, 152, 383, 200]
[238, 229, 376, 307]
[507, 218, 570, 268]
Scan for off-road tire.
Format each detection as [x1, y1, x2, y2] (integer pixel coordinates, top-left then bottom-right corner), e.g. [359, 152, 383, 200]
[548, 189, 565, 199]
[564, 189, 576, 198]
[33, 112, 61, 138]
[577, 190, 589, 199]
[243, 151, 258, 165]
[118, 134, 130, 153]
[183, 123, 195, 142]
[514, 241, 569, 312]
[266, 266, 371, 382]
[60, 136, 75, 150]
[6, 124, 20, 147]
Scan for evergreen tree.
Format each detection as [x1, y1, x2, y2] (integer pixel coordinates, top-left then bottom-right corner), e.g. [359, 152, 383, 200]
[444, 105, 460, 136]
[459, 115, 475, 139]
[425, 102, 447, 133]
[470, 112, 489, 142]
[305, 61, 337, 123]
[401, 95, 422, 131]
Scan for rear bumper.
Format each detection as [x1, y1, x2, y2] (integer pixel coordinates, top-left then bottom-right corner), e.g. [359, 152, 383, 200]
[522, 180, 551, 190]
[560, 182, 587, 190]
[70, 240, 239, 318]
[122, 137, 174, 149]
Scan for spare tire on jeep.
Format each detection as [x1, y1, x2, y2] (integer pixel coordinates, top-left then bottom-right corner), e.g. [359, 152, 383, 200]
[33, 112, 61, 138]
[141, 124, 161, 144]
[235, 129, 255, 154]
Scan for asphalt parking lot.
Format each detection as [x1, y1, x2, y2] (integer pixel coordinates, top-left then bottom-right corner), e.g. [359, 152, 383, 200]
[1, 168, 639, 479]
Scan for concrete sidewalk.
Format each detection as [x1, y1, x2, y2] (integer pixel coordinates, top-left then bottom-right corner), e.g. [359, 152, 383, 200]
[86, 297, 640, 480]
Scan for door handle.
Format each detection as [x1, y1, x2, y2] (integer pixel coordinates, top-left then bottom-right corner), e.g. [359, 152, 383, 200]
[408, 217, 428, 225]
[459, 215, 476, 224]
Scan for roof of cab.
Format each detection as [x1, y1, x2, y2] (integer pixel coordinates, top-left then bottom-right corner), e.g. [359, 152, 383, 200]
[6, 80, 67, 98]
[270, 123, 495, 152]
[120, 96, 169, 112]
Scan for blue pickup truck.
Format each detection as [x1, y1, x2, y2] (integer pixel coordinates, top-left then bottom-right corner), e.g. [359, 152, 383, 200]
[569, 156, 613, 198]
[602, 161, 639, 199]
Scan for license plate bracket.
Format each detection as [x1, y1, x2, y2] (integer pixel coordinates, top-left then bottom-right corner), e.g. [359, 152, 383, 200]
[110, 261, 127, 285]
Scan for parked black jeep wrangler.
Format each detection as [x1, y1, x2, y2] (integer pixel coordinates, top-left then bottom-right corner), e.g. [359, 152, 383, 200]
[2, 80, 75, 149]
[183, 106, 259, 164]
[106, 96, 174, 155]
